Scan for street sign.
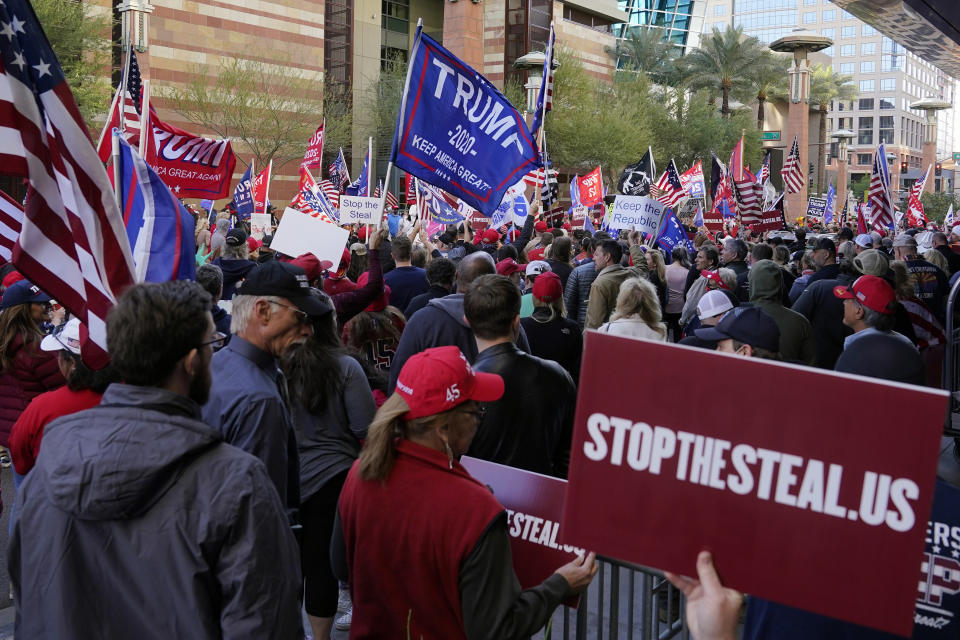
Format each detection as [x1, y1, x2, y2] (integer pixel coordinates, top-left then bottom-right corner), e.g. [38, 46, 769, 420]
[761, 131, 781, 141]
[952, 152, 960, 162]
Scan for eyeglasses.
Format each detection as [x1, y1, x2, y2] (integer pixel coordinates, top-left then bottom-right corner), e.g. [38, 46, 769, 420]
[270, 301, 309, 325]
[200, 332, 227, 350]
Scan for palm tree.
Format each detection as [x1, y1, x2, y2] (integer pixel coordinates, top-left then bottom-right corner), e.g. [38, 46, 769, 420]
[681, 26, 766, 118]
[809, 65, 858, 194]
[607, 26, 676, 85]
[748, 52, 790, 131]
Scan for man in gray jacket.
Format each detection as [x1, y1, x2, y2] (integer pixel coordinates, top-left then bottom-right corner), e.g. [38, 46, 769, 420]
[9, 281, 302, 639]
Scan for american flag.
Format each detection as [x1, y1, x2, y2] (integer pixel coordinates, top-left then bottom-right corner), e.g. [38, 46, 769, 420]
[652, 159, 687, 208]
[1, 0, 135, 364]
[529, 24, 555, 138]
[317, 179, 340, 208]
[781, 135, 804, 193]
[758, 153, 770, 184]
[868, 143, 895, 232]
[733, 167, 764, 225]
[373, 182, 399, 210]
[906, 164, 930, 227]
[96, 46, 142, 161]
[328, 147, 350, 192]
[523, 166, 557, 187]
[0, 190, 24, 263]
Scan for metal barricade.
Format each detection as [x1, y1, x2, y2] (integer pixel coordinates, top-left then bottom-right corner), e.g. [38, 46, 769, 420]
[942, 276, 960, 437]
[536, 557, 689, 640]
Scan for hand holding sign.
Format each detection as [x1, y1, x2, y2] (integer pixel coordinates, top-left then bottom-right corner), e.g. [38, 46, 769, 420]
[555, 552, 599, 593]
[665, 552, 742, 640]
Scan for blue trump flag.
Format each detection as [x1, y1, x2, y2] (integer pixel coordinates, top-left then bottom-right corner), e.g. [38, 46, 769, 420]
[419, 182, 464, 224]
[656, 210, 695, 256]
[345, 148, 370, 197]
[114, 131, 196, 282]
[824, 183, 836, 223]
[231, 164, 254, 219]
[389, 26, 540, 216]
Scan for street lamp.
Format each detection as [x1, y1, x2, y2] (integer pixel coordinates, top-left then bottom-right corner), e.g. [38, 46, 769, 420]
[910, 98, 951, 194]
[769, 29, 833, 222]
[831, 128, 854, 212]
[116, 0, 154, 53]
[513, 51, 557, 122]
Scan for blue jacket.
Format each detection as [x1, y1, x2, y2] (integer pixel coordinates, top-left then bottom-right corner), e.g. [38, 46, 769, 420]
[203, 337, 300, 521]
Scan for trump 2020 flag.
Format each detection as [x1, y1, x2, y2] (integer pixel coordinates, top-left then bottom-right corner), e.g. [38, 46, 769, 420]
[114, 132, 196, 282]
[390, 26, 540, 216]
[231, 163, 255, 218]
[656, 210, 694, 255]
[578, 166, 604, 208]
[824, 183, 836, 224]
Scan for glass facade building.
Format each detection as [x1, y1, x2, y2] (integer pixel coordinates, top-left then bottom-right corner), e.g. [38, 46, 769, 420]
[615, 0, 707, 53]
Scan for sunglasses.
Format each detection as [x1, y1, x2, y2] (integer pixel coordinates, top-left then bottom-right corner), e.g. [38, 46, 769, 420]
[270, 301, 309, 325]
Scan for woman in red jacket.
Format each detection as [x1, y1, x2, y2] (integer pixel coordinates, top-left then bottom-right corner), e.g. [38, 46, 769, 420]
[0, 281, 65, 452]
[333, 346, 598, 639]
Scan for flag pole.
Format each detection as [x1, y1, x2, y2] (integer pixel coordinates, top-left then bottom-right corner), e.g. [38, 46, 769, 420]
[366, 136, 373, 239]
[379, 162, 393, 229]
[111, 132, 122, 211]
[138, 80, 150, 159]
[96, 84, 122, 156]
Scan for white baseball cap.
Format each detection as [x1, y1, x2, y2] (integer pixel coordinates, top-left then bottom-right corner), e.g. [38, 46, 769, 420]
[41, 317, 82, 355]
[952, 225, 960, 236]
[525, 260, 552, 276]
[854, 233, 873, 248]
[697, 290, 734, 321]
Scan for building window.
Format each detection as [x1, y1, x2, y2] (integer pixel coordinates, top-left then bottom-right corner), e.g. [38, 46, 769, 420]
[714, 4, 726, 16]
[858, 98, 874, 110]
[880, 78, 896, 91]
[858, 117, 874, 145]
[879, 97, 895, 110]
[841, 26, 856, 38]
[821, 28, 835, 38]
[863, 24, 877, 36]
[879, 116, 894, 144]
[563, 6, 612, 31]
[859, 79, 874, 93]
[881, 56, 903, 72]
[837, 62, 854, 75]
[804, 0, 817, 4]
[324, 0, 353, 89]
[861, 42, 877, 55]
[822, 9, 835, 21]
[860, 61, 875, 73]
[840, 44, 855, 57]
[803, 11, 816, 23]
[857, 153, 872, 165]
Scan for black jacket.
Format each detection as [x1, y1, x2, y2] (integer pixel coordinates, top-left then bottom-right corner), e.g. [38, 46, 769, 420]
[467, 343, 575, 478]
[935, 244, 960, 276]
[404, 284, 450, 319]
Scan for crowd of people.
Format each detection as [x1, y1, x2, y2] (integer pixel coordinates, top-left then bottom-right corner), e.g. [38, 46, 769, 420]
[0, 196, 957, 639]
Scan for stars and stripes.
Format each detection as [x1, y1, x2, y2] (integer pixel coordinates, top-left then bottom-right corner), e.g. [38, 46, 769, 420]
[373, 182, 399, 210]
[529, 24, 555, 139]
[781, 135, 804, 193]
[906, 164, 931, 227]
[868, 143, 895, 232]
[1, 0, 135, 365]
[523, 166, 558, 187]
[652, 159, 687, 208]
[732, 167, 764, 225]
[96, 46, 144, 161]
[758, 153, 770, 185]
[0, 189, 24, 263]
[328, 147, 350, 193]
[317, 179, 340, 208]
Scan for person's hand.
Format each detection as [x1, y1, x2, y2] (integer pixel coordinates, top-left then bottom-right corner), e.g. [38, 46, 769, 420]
[555, 552, 598, 594]
[369, 227, 385, 250]
[664, 551, 742, 640]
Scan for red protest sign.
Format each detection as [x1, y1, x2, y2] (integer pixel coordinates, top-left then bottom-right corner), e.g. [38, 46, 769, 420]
[300, 122, 325, 171]
[578, 167, 604, 208]
[461, 457, 584, 608]
[561, 333, 947, 637]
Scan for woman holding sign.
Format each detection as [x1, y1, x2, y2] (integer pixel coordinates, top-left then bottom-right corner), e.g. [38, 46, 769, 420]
[333, 346, 597, 639]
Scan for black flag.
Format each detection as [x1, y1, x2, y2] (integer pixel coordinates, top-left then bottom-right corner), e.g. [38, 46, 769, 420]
[618, 147, 656, 196]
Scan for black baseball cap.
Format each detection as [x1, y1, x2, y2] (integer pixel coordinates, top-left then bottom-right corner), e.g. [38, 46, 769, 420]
[694, 306, 780, 353]
[812, 237, 836, 254]
[236, 262, 333, 316]
[225, 228, 247, 247]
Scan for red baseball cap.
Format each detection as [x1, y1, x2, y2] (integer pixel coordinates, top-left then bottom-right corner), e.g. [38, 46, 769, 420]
[481, 228, 500, 244]
[701, 269, 727, 290]
[357, 226, 368, 242]
[534, 220, 548, 233]
[833, 275, 896, 314]
[532, 271, 562, 302]
[395, 346, 504, 419]
[496, 258, 525, 277]
[562, 222, 572, 231]
[2, 270, 24, 290]
[247, 236, 262, 252]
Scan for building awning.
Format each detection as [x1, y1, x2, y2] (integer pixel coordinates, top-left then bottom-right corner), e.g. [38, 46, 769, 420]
[561, 0, 629, 25]
[830, 0, 960, 77]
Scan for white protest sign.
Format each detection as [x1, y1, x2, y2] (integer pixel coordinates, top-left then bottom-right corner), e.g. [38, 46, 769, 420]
[249, 213, 272, 241]
[608, 196, 666, 233]
[339, 196, 382, 225]
[270, 207, 350, 266]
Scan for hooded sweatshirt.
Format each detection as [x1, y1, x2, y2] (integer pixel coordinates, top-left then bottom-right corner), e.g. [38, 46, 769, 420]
[209, 218, 229, 259]
[388, 294, 531, 393]
[749, 260, 817, 365]
[9, 384, 302, 639]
